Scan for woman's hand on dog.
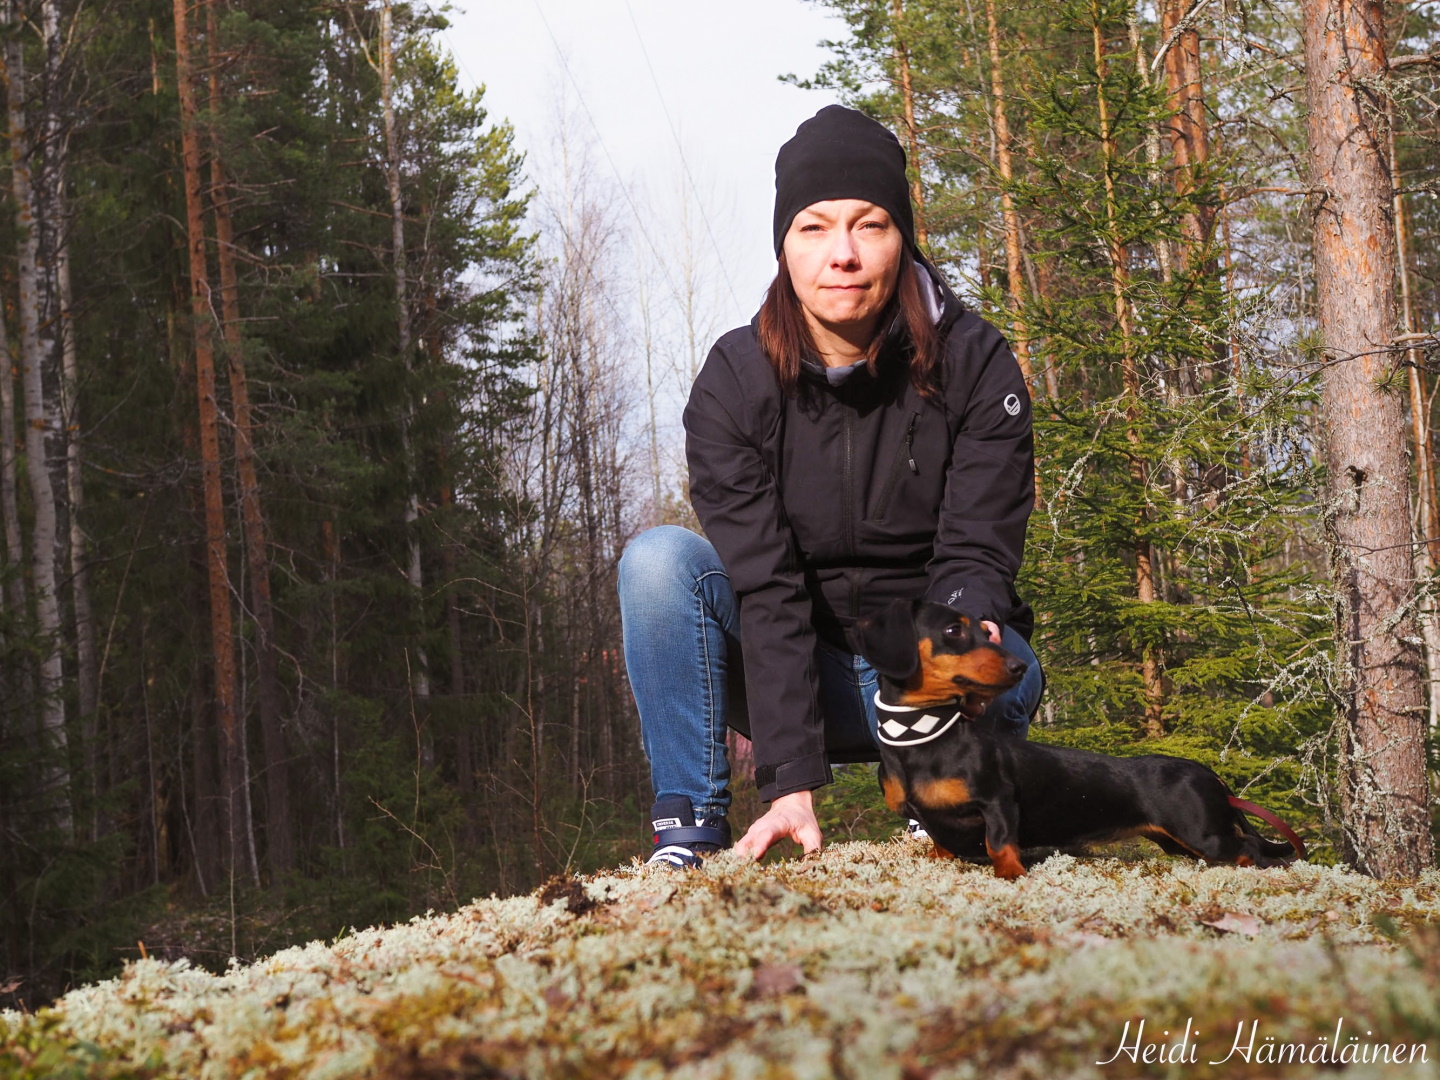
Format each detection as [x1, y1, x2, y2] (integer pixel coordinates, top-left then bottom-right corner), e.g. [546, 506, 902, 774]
[981, 620, 1001, 645]
[734, 790, 822, 861]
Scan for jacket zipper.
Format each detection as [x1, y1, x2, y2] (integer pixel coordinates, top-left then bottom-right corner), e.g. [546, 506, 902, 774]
[842, 407, 855, 555]
[872, 411, 920, 523]
[843, 408, 857, 619]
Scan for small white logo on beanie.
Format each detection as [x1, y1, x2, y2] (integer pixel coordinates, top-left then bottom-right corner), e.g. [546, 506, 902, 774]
[1003, 393, 1022, 416]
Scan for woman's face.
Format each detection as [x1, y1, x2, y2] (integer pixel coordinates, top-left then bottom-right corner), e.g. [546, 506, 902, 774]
[782, 199, 905, 338]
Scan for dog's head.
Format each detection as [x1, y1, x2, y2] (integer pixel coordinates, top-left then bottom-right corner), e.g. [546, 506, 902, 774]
[848, 599, 1027, 714]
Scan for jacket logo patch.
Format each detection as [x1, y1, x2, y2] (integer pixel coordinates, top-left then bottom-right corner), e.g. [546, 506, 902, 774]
[1003, 393, 1022, 416]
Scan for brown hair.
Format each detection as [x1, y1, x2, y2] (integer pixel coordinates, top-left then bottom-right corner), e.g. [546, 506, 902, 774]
[757, 253, 942, 400]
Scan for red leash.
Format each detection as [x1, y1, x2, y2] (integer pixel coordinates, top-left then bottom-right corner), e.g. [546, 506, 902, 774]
[1228, 796, 1307, 861]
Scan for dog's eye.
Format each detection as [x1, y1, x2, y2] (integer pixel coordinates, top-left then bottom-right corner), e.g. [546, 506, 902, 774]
[944, 624, 966, 638]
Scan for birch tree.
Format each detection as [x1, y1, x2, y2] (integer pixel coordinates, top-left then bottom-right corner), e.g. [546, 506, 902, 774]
[3, 0, 68, 831]
[378, 0, 432, 737]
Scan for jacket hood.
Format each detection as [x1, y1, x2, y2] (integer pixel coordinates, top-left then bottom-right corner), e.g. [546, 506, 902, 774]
[781, 257, 966, 386]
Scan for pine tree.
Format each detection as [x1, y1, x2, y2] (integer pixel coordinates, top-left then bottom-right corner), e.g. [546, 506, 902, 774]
[1302, 0, 1433, 877]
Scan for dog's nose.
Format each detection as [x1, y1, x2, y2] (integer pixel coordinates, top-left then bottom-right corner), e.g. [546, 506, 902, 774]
[1005, 657, 1028, 679]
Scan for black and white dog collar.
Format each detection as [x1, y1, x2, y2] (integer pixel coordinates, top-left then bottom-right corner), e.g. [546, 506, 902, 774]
[873, 692, 964, 747]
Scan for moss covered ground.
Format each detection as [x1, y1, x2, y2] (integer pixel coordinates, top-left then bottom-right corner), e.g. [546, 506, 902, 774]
[3, 838, 1439, 1079]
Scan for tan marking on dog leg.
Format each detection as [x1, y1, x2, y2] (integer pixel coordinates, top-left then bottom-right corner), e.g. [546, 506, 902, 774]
[881, 774, 906, 814]
[929, 841, 956, 860]
[913, 777, 972, 807]
[1236, 854, 1254, 867]
[985, 839, 1026, 880]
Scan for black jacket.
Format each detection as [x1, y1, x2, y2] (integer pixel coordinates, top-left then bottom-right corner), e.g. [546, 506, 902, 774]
[684, 268, 1034, 803]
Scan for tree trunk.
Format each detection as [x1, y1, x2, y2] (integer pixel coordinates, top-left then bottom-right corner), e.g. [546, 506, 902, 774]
[443, 504, 471, 796]
[1303, 0, 1433, 877]
[168, 284, 219, 895]
[984, 0, 1033, 388]
[206, 0, 291, 880]
[1129, 16, 1174, 290]
[1387, 100, 1440, 735]
[188, 649, 219, 898]
[0, 300, 27, 628]
[321, 518, 345, 855]
[890, 0, 927, 248]
[378, 0, 432, 753]
[1158, 0, 1213, 255]
[42, 0, 100, 835]
[0, 273, 30, 731]
[4, 0, 69, 831]
[173, 0, 256, 886]
[1093, 8, 1165, 736]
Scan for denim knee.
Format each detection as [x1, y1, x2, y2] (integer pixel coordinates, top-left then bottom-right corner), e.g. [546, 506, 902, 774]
[618, 525, 716, 607]
[977, 697, 1032, 739]
[976, 627, 1043, 739]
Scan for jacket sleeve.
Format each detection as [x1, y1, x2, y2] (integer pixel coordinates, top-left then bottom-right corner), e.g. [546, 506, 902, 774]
[684, 344, 830, 803]
[924, 316, 1035, 629]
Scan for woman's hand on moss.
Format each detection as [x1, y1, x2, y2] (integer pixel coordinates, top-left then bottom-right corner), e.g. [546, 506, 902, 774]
[734, 789, 822, 861]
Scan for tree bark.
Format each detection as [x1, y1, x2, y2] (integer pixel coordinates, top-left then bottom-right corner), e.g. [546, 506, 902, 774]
[0, 299, 26, 628]
[1387, 99, 1440, 735]
[188, 649, 219, 898]
[41, 0, 100, 835]
[1303, 0, 1433, 877]
[1158, 0, 1213, 256]
[0, 273, 30, 732]
[378, 0, 432, 751]
[1093, 7, 1165, 736]
[206, 0, 291, 880]
[173, 0, 256, 886]
[4, 0, 70, 831]
[890, 0, 927, 248]
[984, 0, 1033, 388]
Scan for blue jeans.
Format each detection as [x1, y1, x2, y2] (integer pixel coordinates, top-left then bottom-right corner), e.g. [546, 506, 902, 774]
[617, 525, 1043, 820]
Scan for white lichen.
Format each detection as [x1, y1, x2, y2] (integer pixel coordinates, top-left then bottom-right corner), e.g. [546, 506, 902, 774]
[3, 842, 1437, 1078]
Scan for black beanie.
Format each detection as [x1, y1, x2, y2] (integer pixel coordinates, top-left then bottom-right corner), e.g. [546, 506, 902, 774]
[772, 105, 915, 256]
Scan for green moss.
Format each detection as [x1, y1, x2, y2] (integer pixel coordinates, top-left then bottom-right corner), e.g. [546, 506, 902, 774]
[0, 1013, 162, 1080]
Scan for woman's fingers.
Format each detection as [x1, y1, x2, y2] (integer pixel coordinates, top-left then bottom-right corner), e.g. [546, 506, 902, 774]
[734, 804, 824, 861]
[981, 620, 1002, 645]
[735, 823, 780, 861]
[736, 814, 790, 861]
[794, 817, 823, 855]
[734, 821, 774, 861]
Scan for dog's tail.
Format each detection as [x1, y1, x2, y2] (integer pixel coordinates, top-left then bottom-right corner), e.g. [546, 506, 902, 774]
[1228, 796, 1306, 861]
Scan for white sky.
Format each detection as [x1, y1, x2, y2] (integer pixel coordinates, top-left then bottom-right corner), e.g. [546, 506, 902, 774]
[441, 0, 846, 332]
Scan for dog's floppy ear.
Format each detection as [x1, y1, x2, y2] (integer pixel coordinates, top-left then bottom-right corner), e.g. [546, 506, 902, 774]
[848, 598, 920, 682]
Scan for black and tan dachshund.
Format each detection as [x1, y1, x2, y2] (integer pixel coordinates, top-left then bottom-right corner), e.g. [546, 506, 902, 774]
[848, 599, 1305, 880]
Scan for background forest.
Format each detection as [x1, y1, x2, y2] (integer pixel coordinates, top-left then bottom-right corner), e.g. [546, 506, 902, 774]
[0, 0, 1436, 1010]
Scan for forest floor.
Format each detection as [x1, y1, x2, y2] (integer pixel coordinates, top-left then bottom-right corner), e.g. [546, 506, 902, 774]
[2, 837, 1439, 1079]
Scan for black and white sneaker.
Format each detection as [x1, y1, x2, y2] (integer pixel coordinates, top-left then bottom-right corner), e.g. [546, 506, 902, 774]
[646, 795, 731, 869]
[906, 818, 930, 841]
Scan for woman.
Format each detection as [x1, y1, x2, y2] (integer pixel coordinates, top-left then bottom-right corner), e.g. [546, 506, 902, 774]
[618, 105, 1043, 868]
